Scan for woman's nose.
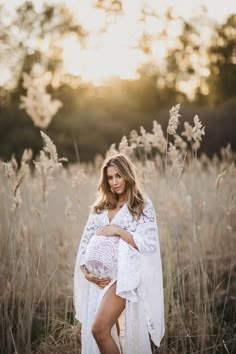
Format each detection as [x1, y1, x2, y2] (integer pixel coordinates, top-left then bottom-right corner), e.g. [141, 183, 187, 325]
[112, 177, 118, 185]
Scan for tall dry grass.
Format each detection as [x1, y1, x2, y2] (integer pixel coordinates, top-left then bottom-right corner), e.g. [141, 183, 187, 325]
[0, 106, 235, 353]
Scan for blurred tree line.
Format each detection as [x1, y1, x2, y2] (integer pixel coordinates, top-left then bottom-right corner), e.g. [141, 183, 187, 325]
[0, 1, 235, 162]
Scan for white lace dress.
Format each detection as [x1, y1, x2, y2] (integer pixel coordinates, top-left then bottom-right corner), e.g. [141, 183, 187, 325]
[84, 234, 119, 279]
[74, 197, 165, 354]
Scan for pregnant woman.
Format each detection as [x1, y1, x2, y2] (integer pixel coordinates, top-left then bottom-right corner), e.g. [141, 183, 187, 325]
[74, 153, 165, 354]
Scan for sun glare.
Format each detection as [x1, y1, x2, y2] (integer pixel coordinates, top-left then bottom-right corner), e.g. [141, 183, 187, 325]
[62, 0, 236, 87]
[62, 4, 147, 84]
[73, 1, 106, 32]
[2, 0, 236, 91]
[63, 40, 145, 84]
[151, 41, 166, 61]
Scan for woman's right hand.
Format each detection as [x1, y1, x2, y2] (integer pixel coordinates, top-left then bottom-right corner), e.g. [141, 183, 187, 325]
[81, 266, 111, 288]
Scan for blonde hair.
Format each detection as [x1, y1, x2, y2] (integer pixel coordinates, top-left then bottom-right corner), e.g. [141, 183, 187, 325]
[93, 153, 145, 219]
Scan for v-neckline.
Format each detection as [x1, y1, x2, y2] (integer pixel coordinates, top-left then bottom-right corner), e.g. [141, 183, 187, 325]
[106, 203, 126, 224]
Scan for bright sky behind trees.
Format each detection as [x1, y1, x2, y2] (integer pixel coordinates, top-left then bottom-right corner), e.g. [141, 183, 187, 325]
[1, 0, 236, 93]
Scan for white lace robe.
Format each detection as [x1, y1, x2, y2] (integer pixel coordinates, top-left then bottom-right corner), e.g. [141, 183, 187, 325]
[74, 197, 165, 354]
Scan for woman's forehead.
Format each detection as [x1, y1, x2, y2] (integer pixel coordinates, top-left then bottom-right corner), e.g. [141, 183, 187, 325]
[106, 165, 119, 176]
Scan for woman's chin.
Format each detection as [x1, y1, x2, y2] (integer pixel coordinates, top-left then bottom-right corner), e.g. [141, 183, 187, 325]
[116, 191, 125, 195]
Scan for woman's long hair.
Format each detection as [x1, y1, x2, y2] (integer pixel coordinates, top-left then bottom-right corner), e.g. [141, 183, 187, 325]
[92, 153, 145, 219]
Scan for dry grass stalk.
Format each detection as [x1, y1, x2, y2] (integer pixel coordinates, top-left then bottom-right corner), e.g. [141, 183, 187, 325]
[1, 106, 235, 354]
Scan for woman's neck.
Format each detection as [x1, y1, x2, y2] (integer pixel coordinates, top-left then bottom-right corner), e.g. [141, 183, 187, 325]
[117, 194, 127, 203]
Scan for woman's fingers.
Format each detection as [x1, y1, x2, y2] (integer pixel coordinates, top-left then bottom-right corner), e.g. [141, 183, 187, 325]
[99, 280, 110, 286]
[98, 280, 111, 288]
[96, 225, 120, 237]
[96, 228, 104, 235]
[93, 275, 110, 281]
[95, 276, 111, 287]
[96, 225, 110, 235]
[86, 272, 111, 286]
[96, 278, 111, 283]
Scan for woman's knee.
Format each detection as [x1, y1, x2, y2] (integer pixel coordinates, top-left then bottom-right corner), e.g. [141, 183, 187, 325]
[91, 320, 109, 342]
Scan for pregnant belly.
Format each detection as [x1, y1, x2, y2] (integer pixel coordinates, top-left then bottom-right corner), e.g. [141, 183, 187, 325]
[84, 235, 119, 279]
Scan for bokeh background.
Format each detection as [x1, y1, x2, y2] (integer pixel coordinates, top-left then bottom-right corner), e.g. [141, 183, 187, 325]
[1, 0, 236, 162]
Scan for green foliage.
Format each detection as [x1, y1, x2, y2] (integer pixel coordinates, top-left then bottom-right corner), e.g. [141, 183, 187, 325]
[0, 80, 236, 163]
[208, 14, 236, 104]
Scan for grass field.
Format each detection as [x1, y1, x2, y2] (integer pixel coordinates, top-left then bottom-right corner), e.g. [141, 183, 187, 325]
[1, 113, 235, 353]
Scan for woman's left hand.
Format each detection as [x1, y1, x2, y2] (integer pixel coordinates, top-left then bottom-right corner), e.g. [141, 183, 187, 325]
[96, 224, 121, 237]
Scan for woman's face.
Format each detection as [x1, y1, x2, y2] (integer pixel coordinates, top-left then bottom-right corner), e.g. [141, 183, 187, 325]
[106, 166, 126, 195]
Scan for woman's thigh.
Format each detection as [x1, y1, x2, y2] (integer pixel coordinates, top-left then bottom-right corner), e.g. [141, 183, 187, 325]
[94, 282, 125, 330]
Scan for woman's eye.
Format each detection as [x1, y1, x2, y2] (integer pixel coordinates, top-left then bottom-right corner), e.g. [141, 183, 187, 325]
[107, 175, 121, 179]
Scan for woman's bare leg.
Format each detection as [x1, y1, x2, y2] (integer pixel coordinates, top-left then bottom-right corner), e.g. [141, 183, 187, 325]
[116, 320, 120, 336]
[92, 282, 125, 354]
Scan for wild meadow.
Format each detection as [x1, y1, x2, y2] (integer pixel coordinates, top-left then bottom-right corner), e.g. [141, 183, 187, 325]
[1, 105, 235, 354]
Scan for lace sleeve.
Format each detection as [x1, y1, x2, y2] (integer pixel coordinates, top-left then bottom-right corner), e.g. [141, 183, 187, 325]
[74, 211, 95, 322]
[77, 211, 95, 266]
[131, 199, 158, 253]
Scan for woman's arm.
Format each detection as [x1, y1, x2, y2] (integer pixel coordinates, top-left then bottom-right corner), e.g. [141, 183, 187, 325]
[96, 198, 158, 253]
[116, 228, 138, 250]
[96, 224, 138, 250]
[129, 199, 158, 253]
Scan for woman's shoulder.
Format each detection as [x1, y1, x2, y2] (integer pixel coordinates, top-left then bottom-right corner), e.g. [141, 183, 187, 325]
[89, 205, 107, 216]
[90, 199, 110, 215]
[89, 208, 102, 216]
[143, 195, 154, 209]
